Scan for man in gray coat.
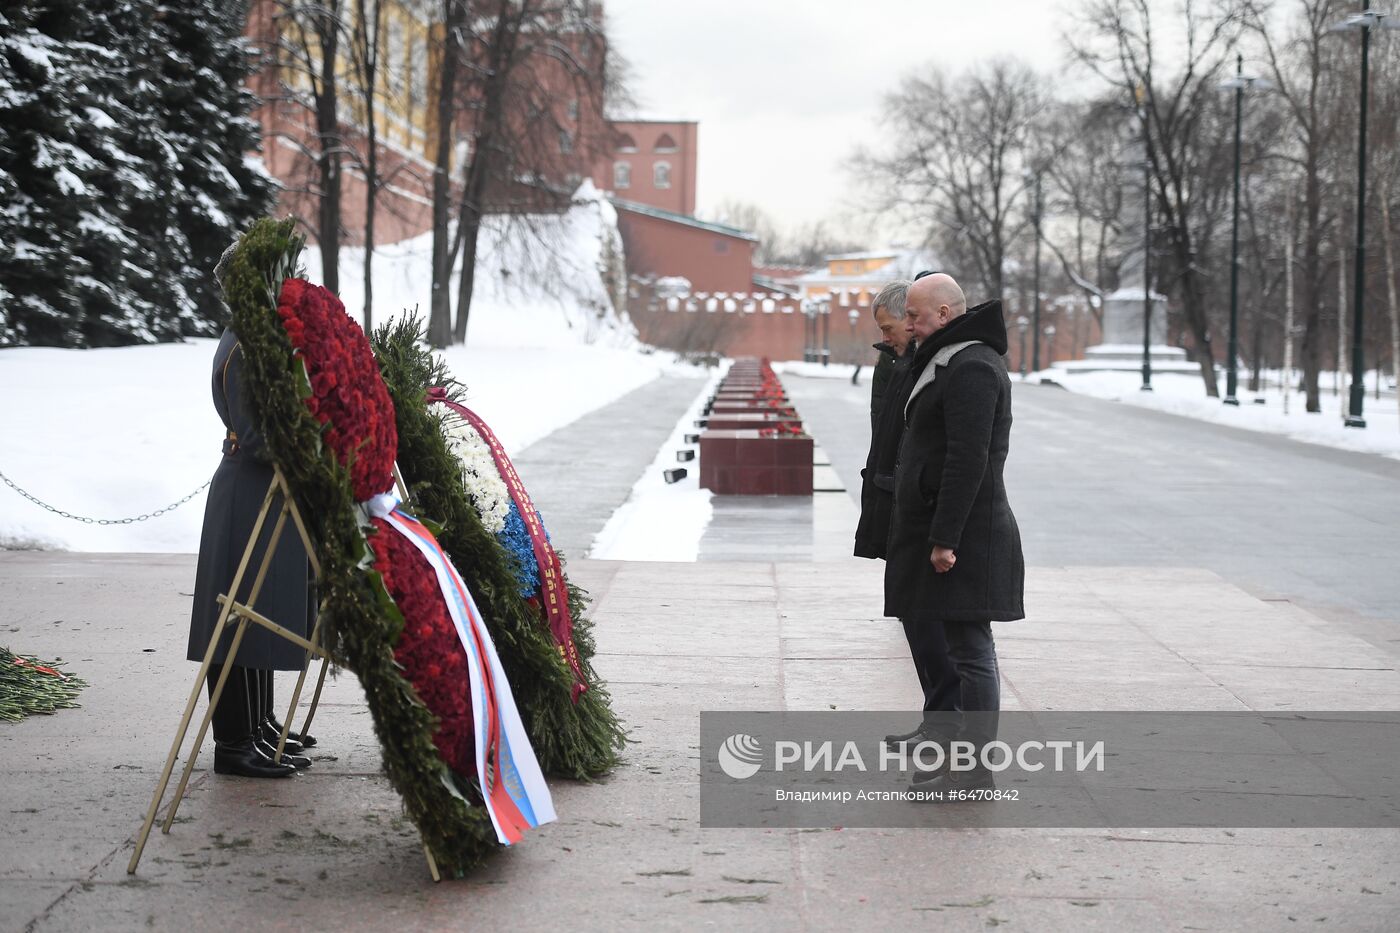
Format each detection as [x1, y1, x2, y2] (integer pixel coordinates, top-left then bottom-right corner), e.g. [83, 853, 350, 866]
[186, 245, 316, 778]
[884, 273, 1024, 794]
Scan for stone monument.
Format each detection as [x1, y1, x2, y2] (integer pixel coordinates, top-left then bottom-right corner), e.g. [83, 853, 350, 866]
[1055, 127, 1196, 375]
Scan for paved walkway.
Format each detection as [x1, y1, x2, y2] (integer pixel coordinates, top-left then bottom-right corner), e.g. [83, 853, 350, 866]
[512, 371, 707, 559]
[3, 553, 1398, 931]
[5, 369, 1400, 930]
[784, 372, 1400, 664]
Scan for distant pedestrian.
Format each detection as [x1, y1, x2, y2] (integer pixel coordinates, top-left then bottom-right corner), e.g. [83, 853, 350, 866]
[884, 273, 1024, 795]
[854, 279, 961, 750]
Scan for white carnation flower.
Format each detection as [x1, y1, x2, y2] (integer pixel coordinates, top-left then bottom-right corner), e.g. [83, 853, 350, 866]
[439, 411, 511, 534]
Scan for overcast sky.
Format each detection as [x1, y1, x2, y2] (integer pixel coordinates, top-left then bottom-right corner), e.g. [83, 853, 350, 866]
[603, 0, 1090, 241]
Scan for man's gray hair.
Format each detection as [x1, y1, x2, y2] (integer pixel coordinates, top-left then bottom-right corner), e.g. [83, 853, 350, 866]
[871, 280, 911, 321]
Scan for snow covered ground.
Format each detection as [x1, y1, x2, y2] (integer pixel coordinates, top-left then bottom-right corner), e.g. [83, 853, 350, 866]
[1036, 368, 1400, 461]
[0, 187, 693, 552]
[589, 368, 724, 561]
[773, 360, 867, 381]
[784, 350, 1400, 462]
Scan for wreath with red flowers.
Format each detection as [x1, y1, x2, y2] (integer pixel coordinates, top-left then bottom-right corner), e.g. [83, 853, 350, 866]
[371, 318, 625, 780]
[275, 278, 397, 502]
[221, 218, 498, 875]
[368, 516, 474, 774]
[273, 273, 482, 779]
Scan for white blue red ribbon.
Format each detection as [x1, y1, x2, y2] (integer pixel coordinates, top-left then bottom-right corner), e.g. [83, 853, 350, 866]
[370, 494, 556, 845]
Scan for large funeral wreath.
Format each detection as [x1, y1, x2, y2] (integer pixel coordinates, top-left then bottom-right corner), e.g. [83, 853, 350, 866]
[372, 318, 625, 779]
[221, 218, 501, 874]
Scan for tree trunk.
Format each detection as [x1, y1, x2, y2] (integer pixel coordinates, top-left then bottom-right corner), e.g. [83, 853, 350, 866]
[1173, 228, 1219, 396]
[1284, 194, 1296, 414]
[315, 4, 342, 295]
[1338, 234, 1347, 413]
[357, 0, 382, 332]
[364, 135, 376, 331]
[453, 215, 484, 345]
[1382, 178, 1400, 427]
[1300, 152, 1324, 412]
[451, 1, 519, 345]
[428, 0, 464, 349]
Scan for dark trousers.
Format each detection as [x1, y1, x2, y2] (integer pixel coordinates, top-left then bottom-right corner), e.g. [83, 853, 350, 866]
[899, 618, 961, 736]
[206, 664, 274, 744]
[941, 620, 1000, 753]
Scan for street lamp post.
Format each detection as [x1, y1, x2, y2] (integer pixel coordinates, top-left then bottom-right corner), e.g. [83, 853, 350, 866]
[1043, 325, 1057, 367]
[1220, 55, 1270, 406]
[806, 298, 817, 358]
[1017, 315, 1030, 377]
[1330, 9, 1400, 428]
[821, 299, 831, 367]
[1141, 156, 1154, 392]
[1026, 166, 1044, 372]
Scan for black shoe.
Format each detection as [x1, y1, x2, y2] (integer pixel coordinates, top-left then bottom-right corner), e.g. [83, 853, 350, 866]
[214, 738, 297, 778]
[908, 767, 997, 797]
[884, 725, 929, 746]
[258, 720, 305, 756]
[266, 716, 316, 748]
[254, 737, 311, 769]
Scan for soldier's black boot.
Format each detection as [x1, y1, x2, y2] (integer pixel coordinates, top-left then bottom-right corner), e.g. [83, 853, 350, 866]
[253, 736, 312, 769]
[264, 716, 316, 749]
[258, 719, 306, 756]
[214, 737, 297, 778]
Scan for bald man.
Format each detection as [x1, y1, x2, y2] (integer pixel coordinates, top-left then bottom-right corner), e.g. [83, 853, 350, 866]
[884, 273, 1024, 796]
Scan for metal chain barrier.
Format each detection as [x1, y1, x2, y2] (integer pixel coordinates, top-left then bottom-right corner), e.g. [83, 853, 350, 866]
[0, 468, 211, 526]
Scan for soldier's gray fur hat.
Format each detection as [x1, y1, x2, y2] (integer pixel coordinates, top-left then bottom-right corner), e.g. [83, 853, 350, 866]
[214, 241, 239, 293]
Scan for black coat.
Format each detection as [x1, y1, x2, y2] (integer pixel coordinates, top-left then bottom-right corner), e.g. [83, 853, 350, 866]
[855, 342, 914, 559]
[188, 328, 313, 670]
[883, 301, 1025, 623]
[869, 343, 897, 432]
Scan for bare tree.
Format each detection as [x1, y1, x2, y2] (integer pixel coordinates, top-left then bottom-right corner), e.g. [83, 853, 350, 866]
[1245, 0, 1348, 410]
[449, 0, 611, 344]
[709, 200, 785, 264]
[347, 0, 385, 330]
[275, 0, 348, 294]
[427, 0, 465, 348]
[852, 59, 1047, 299]
[1070, 0, 1246, 396]
[1040, 97, 1130, 327]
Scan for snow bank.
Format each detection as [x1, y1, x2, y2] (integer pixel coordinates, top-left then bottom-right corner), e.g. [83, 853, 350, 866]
[1038, 369, 1400, 461]
[0, 187, 691, 552]
[589, 368, 723, 561]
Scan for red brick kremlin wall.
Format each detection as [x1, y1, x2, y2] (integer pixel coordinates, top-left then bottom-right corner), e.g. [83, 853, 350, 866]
[630, 290, 878, 363]
[631, 288, 1102, 366]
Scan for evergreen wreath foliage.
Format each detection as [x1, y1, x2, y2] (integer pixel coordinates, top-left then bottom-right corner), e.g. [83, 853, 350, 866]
[222, 218, 496, 875]
[372, 316, 626, 779]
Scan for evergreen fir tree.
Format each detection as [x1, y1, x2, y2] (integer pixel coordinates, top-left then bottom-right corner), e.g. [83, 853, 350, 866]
[0, 0, 274, 347]
[0, 2, 152, 346]
[153, 0, 275, 335]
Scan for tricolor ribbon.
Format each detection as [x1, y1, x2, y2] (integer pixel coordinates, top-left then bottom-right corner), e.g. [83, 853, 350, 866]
[427, 388, 589, 702]
[367, 493, 557, 845]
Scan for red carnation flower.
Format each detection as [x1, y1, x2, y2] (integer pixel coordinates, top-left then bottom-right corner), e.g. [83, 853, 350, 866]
[275, 278, 398, 501]
[368, 518, 476, 775]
